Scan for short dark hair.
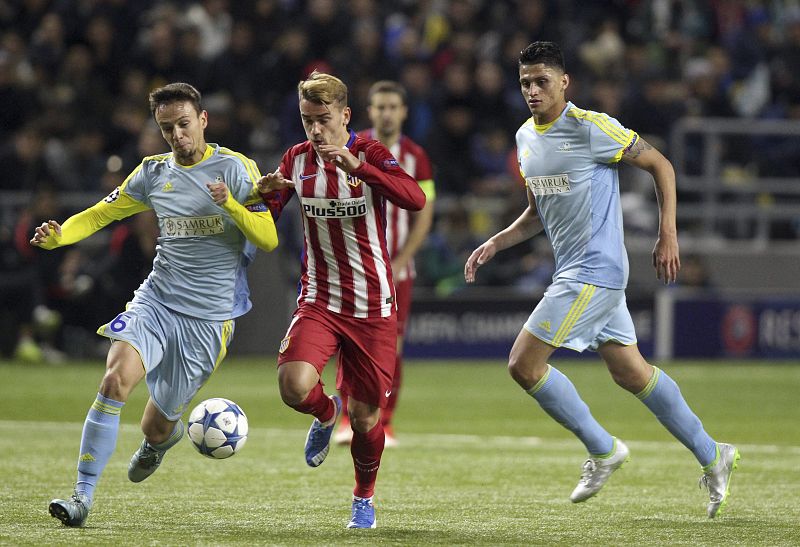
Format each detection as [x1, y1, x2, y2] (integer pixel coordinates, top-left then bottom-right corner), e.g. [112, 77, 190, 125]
[148, 83, 203, 117]
[519, 41, 565, 72]
[367, 80, 407, 105]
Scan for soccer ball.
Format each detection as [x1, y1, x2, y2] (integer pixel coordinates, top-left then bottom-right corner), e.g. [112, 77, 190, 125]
[187, 398, 248, 459]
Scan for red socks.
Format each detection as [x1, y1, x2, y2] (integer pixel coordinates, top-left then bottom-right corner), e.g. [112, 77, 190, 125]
[351, 421, 385, 498]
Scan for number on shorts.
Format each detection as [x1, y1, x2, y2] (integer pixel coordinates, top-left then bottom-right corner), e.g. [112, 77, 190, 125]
[110, 313, 131, 333]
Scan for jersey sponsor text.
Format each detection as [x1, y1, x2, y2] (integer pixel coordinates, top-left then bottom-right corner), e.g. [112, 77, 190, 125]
[162, 215, 224, 237]
[526, 173, 571, 196]
[301, 196, 368, 218]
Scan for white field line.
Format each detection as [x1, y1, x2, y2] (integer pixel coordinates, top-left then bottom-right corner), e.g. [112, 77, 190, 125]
[6, 420, 800, 456]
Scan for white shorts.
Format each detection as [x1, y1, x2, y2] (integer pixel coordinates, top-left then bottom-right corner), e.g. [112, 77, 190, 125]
[524, 279, 636, 352]
[96, 295, 235, 420]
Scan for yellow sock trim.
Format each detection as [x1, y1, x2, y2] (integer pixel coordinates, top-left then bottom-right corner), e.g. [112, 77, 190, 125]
[526, 364, 553, 396]
[594, 437, 617, 459]
[635, 367, 661, 400]
[91, 398, 122, 415]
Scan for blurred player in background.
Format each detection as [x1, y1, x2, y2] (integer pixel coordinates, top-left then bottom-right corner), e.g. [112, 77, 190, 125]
[32, 83, 278, 527]
[334, 80, 436, 447]
[259, 71, 425, 529]
[464, 42, 739, 518]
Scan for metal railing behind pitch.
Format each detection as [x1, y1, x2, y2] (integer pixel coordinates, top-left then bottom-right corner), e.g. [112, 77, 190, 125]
[669, 117, 800, 246]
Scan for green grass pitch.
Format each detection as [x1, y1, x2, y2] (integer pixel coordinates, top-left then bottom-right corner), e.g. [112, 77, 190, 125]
[1, 358, 798, 545]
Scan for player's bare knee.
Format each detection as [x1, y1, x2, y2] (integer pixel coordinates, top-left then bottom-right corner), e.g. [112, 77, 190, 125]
[98, 370, 132, 401]
[610, 363, 651, 393]
[508, 355, 543, 389]
[277, 379, 311, 407]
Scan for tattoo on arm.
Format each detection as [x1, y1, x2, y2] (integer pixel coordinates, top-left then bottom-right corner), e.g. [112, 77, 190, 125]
[623, 135, 653, 159]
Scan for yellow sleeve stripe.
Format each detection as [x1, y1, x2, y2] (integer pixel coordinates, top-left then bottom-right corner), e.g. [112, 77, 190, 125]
[219, 147, 262, 183]
[567, 108, 631, 145]
[552, 284, 596, 346]
[612, 131, 637, 163]
[140, 153, 171, 165]
[418, 179, 436, 200]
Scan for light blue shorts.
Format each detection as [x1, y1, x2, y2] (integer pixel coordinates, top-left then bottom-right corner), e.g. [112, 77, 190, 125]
[97, 296, 235, 420]
[524, 279, 636, 352]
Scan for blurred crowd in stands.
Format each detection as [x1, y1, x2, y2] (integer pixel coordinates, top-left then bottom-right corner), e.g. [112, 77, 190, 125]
[2, 0, 800, 360]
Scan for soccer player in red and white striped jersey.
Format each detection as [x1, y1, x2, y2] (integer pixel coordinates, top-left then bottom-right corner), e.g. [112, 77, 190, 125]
[258, 71, 425, 529]
[335, 81, 436, 447]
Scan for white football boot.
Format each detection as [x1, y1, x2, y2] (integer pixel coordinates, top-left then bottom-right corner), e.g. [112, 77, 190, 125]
[570, 438, 630, 502]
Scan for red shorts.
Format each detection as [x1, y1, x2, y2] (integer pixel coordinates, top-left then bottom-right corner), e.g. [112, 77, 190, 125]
[277, 303, 397, 408]
[395, 277, 414, 336]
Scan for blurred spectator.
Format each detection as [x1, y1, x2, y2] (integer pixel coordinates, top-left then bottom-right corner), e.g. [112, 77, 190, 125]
[426, 100, 478, 195]
[186, 0, 233, 61]
[417, 201, 481, 295]
[1, 187, 66, 361]
[0, 124, 59, 191]
[0, 48, 36, 141]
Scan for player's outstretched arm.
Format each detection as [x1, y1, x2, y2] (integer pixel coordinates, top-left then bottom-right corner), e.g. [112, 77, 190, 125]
[621, 136, 680, 284]
[207, 181, 279, 252]
[30, 191, 149, 250]
[257, 168, 296, 222]
[257, 168, 295, 193]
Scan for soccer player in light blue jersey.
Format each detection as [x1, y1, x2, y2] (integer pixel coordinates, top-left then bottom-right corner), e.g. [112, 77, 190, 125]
[31, 83, 278, 527]
[465, 42, 739, 518]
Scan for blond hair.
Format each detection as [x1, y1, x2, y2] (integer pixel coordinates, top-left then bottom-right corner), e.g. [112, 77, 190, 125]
[297, 70, 348, 107]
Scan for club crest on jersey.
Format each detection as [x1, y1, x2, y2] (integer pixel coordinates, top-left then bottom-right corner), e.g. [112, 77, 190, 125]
[526, 173, 571, 196]
[104, 187, 120, 203]
[346, 174, 362, 188]
[279, 336, 291, 354]
[301, 196, 368, 218]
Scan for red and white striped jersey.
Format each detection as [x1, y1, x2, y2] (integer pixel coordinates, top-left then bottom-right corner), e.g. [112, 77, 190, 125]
[358, 130, 434, 281]
[263, 130, 425, 318]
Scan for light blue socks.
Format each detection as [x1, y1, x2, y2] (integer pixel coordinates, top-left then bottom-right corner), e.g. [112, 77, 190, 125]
[75, 393, 125, 504]
[527, 365, 615, 456]
[637, 367, 717, 466]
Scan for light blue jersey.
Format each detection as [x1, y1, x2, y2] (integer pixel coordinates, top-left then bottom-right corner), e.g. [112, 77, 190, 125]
[120, 144, 263, 320]
[517, 102, 637, 290]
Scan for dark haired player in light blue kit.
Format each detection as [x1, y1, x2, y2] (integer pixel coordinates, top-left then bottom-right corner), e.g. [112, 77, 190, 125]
[32, 83, 278, 527]
[465, 42, 739, 518]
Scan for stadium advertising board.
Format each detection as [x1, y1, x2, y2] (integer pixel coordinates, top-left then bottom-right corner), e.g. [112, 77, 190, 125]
[660, 292, 800, 358]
